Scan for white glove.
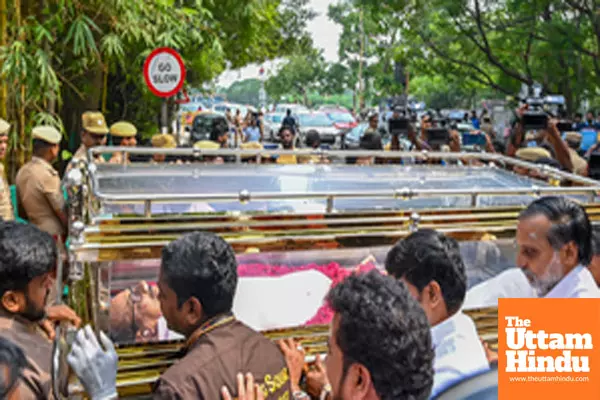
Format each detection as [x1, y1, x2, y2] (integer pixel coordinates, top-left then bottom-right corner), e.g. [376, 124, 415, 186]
[67, 325, 118, 400]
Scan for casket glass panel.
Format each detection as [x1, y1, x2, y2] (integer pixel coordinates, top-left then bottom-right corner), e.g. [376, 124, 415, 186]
[103, 240, 517, 346]
[92, 164, 562, 216]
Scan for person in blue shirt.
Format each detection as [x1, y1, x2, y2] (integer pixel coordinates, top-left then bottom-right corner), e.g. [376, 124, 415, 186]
[243, 117, 261, 143]
[470, 110, 480, 129]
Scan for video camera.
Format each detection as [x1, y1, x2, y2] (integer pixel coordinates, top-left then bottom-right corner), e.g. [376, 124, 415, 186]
[519, 84, 571, 131]
[388, 96, 411, 136]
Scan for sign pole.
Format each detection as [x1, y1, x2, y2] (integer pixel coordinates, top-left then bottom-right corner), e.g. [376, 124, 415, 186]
[143, 47, 186, 137]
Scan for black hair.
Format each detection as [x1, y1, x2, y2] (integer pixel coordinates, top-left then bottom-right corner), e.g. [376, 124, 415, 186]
[519, 196, 592, 265]
[0, 222, 56, 298]
[359, 133, 383, 150]
[286, 109, 291, 116]
[492, 139, 505, 154]
[32, 138, 54, 156]
[385, 229, 467, 314]
[327, 271, 434, 400]
[161, 231, 238, 317]
[0, 337, 27, 398]
[279, 126, 294, 137]
[592, 226, 600, 256]
[305, 130, 320, 148]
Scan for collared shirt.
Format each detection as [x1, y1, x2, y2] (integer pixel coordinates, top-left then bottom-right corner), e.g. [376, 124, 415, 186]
[244, 126, 261, 142]
[0, 311, 55, 399]
[464, 265, 600, 309]
[545, 265, 600, 298]
[152, 318, 290, 400]
[16, 156, 65, 236]
[430, 312, 490, 398]
[0, 163, 13, 221]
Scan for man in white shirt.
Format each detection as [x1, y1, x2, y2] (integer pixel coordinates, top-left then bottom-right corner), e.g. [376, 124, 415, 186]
[465, 196, 600, 307]
[385, 229, 490, 398]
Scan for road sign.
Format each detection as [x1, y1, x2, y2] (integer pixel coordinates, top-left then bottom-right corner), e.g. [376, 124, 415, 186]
[143, 47, 186, 98]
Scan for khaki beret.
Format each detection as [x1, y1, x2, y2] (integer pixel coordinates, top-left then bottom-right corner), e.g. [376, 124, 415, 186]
[0, 119, 10, 135]
[32, 126, 61, 144]
[565, 131, 582, 143]
[193, 140, 220, 150]
[82, 111, 109, 135]
[109, 121, 137, 137]
[151, 134, 177, 149]
[240, 142, 263, 150]
[515, 147, 551, 162]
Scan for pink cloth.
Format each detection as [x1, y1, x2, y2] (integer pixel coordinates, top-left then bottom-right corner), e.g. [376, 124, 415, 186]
[238, 262, 377, 325]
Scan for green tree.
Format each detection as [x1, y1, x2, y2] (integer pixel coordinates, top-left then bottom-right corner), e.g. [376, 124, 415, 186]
[363, 0, 600, 112]
[0, 0, 315, 177]
[225, 79, 262, 106]
[265, 49, 327, 105]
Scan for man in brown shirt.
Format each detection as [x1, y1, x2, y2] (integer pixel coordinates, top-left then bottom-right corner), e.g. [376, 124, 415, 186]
[0, 222, 80, 399]
[68, 232, 291, 400]
[0, 336, 29, 399]
[0, 119, 13, 221]
[16, 126, 67, 240]
[65, 111, 109, 175]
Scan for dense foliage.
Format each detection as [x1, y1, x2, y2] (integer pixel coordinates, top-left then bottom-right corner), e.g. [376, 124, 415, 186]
[0, 0, 313, 176]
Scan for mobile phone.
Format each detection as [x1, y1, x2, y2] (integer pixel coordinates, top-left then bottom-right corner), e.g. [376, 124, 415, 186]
[461, 133, 487, 147]
[426, 128, 450, 148]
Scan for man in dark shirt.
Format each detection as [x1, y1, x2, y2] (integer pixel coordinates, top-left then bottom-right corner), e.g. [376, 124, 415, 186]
[281, 109, 297, 133]
[68, 231, 290, 400]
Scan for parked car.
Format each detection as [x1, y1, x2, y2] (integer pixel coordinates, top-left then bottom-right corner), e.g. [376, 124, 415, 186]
[187, 112, 229, 146]
[325, 110, 358, 132]
[297, 112, 343, 148]
[264, 113, 285, 141]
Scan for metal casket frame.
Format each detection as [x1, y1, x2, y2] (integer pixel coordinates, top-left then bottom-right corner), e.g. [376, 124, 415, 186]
[60, 147, 600, 397]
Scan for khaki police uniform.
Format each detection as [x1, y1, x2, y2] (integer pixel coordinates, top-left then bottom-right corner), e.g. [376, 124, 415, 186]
[153, 317, 290, 399]
[108, 121, 137, 164]
[67, 111, 109, 174]
[0, 118, 13, 221]
[515, 147, 551, 162]
[0, 310, 55, 399]
[565, 132, 588, 175]
[16, 126, 65, 238]
[151, 133, 177, 149]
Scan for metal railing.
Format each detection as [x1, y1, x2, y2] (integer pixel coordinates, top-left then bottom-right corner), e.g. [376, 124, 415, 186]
[78, 147, 600, 216]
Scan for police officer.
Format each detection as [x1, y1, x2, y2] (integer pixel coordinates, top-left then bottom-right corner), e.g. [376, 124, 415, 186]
[108, 121, 137, 164]
[0, 119, 13, 221]
[66, 111, 109, 174]
[15, 126, 66, 240]
[150, 133, 177, 164]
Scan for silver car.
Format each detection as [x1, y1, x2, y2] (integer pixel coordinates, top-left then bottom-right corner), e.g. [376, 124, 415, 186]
[297, 112, 342, 148]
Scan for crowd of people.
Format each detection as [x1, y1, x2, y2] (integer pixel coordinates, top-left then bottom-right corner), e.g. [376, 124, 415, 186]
[0, 194, 599, 399]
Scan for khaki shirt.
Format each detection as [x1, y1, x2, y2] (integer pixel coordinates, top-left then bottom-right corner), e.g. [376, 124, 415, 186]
[65, 145, 104, 176]
[153, 319, 291, 400]
[0, 164, 13, 221]
[0, 311, 54, 399]
[16, 157, 65, 237]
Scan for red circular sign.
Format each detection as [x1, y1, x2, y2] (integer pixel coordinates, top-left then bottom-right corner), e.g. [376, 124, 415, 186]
[143, 47, 186, 98]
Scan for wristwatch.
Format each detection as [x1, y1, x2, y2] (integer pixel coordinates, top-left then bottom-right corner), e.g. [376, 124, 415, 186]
[320, 383, 332, 400]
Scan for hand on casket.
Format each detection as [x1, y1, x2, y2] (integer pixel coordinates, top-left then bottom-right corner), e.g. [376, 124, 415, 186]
[221, 373, 264, 400]
[67, 325, 118, 400]
[39, 304, 82, 340]
[278, 338, 305, 390]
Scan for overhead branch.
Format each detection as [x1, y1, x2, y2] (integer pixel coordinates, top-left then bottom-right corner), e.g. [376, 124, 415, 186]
[416, 30, 512, 95]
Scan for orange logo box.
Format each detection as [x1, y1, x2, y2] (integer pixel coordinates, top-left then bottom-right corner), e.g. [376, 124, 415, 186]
[498, 298, 600, 400]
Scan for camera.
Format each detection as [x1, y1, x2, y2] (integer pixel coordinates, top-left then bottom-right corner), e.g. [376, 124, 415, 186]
[520, 85, 569, 131]
[426, 128, 450, 149]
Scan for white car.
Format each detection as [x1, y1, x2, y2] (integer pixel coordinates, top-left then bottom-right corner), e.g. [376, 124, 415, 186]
[264, 113, 285, 141]
[297, 112, 343, 148]
[275, 103, 309, 115]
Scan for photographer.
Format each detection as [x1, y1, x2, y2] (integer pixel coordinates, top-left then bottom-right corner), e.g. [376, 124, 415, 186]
[507, 105, 573, 173]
